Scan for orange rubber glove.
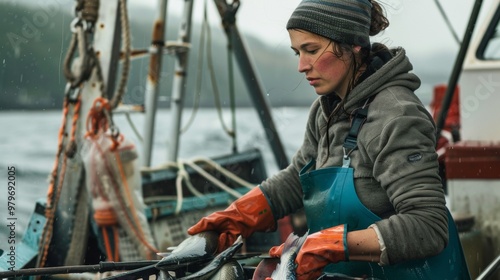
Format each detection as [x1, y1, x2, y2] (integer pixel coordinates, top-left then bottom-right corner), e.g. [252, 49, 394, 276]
[295, 224, 348, 280]
[187, 186, 276, 253]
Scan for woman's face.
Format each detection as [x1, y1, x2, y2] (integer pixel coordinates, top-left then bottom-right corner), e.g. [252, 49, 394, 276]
[289, 29, 353, 98]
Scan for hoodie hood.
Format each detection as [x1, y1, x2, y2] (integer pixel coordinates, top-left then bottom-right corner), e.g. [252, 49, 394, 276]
[320, 47, 421, 117]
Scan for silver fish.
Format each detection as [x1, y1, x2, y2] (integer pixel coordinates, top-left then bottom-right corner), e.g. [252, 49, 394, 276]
[208, 260, 246, 280]
[178, 236, 244, 280]
[269, 231, 308, 280]
[317, 273, 374, 280]
[155, 231, 219, 270]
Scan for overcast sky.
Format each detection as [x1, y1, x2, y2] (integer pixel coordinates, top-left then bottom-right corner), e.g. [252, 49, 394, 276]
[130, 0, 495, 53]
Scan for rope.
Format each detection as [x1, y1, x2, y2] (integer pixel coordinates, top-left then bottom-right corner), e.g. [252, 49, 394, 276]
[66, 98, 82, 158]
[85, 97, 121, 150]
[191, 157, 254, 189]
[205, 5, 234, 138]
[110, 0, 131, 108]
[38, 97, 82, 269]
[180, 0, 236, 141]
[95, 209, 120, 261]
[63, 21, 95, 89]
[175, 165, 184, 214]
[38, 0, 107, 268]
[101, 227, 119, 262]
[173, 160, 206, 214]
[45, 97, 70, 208]
[183, 161, 243, 199]
[178, 162, 205, 198]
[94, 209, 119, 226]
[125, 113, 143, 142]
[62, 32, 79, 84]
[141, 156, 255, 212]
[109, 149, 159, 254]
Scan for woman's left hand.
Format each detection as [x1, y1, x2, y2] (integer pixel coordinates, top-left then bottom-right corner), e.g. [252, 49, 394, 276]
[295, 224, 348, 280]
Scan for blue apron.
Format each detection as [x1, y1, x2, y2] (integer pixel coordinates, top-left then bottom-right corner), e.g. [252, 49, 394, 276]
[298, 102, 471, 279]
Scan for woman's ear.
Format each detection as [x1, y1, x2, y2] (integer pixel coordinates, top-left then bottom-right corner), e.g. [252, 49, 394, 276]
[353, 45, 362, 53]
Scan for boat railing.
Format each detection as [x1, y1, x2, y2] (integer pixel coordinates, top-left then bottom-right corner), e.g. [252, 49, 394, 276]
[476, 255, 500, 280]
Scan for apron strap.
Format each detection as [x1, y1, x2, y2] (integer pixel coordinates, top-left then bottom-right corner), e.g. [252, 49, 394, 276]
[342, 97, 373, 167]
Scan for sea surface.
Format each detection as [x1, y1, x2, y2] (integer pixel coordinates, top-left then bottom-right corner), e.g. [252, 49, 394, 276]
[0, 107, 310, 245]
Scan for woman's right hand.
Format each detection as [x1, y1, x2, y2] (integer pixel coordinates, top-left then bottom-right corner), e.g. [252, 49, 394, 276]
[188, 186, 276, 253]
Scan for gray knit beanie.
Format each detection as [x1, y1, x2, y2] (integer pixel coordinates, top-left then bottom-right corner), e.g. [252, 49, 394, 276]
[287, 0, 372, 47]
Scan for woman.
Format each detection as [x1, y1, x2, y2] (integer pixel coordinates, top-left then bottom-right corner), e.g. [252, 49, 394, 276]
[188, 0, 470, 279]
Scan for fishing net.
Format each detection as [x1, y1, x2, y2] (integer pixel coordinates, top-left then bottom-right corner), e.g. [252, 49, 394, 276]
[82, 98, 157, 261]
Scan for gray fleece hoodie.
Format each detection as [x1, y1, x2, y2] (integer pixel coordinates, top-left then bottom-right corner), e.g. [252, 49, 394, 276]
[260, 47, 447, 265]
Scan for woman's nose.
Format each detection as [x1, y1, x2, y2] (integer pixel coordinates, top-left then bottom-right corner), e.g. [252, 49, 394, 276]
[298, 56, 311, 73]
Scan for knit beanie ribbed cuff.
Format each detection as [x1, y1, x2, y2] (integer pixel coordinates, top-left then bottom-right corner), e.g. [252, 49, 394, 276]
[287, 0, 372, 47]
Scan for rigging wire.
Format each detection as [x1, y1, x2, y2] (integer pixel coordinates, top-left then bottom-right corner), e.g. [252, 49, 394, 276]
[180, 0, 207, 133]
[125, 112, 144, 142]
[180, 0, 235, 139]
[205, 6, 235, 138]
[433, 0, 461, 45]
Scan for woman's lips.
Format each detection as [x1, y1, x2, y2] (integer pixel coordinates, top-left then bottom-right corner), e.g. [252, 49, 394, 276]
[307, 78, 319, 86]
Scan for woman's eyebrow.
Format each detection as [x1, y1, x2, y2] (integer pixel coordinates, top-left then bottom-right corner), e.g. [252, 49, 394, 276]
[291, 42, 318, 51]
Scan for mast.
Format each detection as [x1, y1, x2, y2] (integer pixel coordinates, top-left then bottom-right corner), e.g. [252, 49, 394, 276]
[143, 0, 169, 167]
[435, 0, 483, 141]
[39, 0, 124, 267]
[166, 0, 195, 162]
[213, 0, 289, 169]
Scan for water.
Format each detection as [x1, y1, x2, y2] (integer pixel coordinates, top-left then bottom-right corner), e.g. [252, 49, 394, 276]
[0, 107, 309, 244]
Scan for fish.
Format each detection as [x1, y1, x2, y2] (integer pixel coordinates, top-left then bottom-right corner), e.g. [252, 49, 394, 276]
[177, 236, 244, 280]
[208, 260, 246, 280]
[155, 231, 219, 270]
[269, 231, 308, 280]
[317, 273, 376, 280]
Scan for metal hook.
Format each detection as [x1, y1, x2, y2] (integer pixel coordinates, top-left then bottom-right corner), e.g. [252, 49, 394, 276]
[342, 147, 352, 168]
[103, 108, 120, 139]
[64, 82, 82, 103]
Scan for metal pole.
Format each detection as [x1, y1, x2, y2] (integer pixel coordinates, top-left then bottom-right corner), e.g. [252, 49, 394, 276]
[143, 0, 168, 167]
[213, 2, 289, 169]
[0, 261, 158, 278]
[167, 0, 194, 162]
[227, 34, 238, 154]
[99, 0, 123, 100]
[229, 26, 289, 169]
[435, 0, 483, 141]
[476, 254, 500, 280]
